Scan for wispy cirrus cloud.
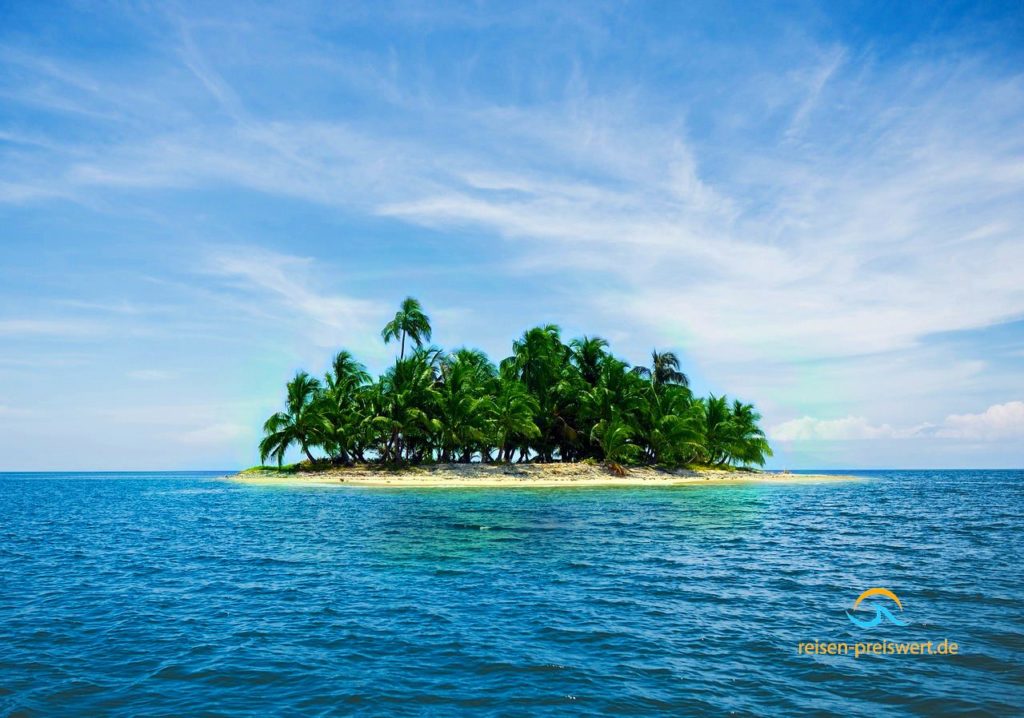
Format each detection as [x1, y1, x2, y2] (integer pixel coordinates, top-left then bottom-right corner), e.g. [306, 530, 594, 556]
[18, 53, 1015, 369]
[0, 318, 107, 337]
[202, 247, 387, 352]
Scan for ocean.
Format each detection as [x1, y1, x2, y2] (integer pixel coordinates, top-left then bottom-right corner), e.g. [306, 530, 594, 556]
[1, 470, 1021, 715]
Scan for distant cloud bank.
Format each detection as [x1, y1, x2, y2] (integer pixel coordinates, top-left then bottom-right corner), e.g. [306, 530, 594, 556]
[772, 401, 1024, 442]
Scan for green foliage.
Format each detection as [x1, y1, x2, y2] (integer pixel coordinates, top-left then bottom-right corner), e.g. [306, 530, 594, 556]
[632, 350, 689, 388]
[259, 371, 329, 467]
[381, 296, 432, 360]
[490, 378, 540, 462]
[591, 416, 640, 474]
[257, 297, 773, 470]
[240, 464, 300, 474]
[701, 396, 774, 467]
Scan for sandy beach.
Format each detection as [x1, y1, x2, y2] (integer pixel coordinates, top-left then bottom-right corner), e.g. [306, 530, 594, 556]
[229, 463, 862, 488]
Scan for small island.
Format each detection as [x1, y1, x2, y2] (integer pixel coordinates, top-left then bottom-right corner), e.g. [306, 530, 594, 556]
[238, 298, 855, 487]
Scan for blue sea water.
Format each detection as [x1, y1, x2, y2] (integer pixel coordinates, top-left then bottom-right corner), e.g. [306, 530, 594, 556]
[1, 470, 1021, 716]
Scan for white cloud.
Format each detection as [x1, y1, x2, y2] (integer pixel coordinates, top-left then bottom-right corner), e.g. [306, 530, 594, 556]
[771, 415, 904, 441]
[203, 246, 387, 352]
[0, 319, 105, 337]
[4, 40, 1021, 370]
[56, 299, 165, 315]
[784, 46, 846, 141]
[937, 401, 1024, 440]
[773, 401, 1024, 442]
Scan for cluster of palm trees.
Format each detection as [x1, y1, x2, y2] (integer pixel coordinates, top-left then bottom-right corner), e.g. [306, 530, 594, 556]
[259, 297, 772, 471]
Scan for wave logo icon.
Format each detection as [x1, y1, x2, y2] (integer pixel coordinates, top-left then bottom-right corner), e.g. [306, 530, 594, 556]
[846, 588, 908, 628]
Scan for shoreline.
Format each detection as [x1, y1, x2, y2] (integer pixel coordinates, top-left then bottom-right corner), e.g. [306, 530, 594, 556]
[227, 463, 863, 488]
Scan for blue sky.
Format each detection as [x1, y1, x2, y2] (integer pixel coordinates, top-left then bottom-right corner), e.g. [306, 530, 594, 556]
[1, 1, 1022, 470]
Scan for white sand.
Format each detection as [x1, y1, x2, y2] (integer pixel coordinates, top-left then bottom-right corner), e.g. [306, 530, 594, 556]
[229, 463, 861, 488]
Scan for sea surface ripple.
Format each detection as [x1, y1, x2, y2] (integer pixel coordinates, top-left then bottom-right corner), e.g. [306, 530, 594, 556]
[1, 470, 1021, 716]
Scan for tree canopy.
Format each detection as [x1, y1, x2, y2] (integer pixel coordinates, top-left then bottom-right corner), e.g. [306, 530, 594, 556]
[259, 298, 772, 471]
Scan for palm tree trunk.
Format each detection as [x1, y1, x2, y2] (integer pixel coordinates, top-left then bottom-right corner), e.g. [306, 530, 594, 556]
[400, 332, 406, 360]
[303, 445, 315, 464]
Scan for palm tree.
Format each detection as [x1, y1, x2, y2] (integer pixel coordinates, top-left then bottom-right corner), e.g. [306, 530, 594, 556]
[259, 371, 327, 466]
[375, 349, 441, 463]
[500, 325, 567, 460]
[632, 350, 688, 388]
[436, 354, 491, 462]
[320, 351, 371, 464]
[569, 335, 609, 386]
[490, 379, 541, 462]
[701, 395, 732, 466]
[591, 416, 639, 475]
[700, 395, 771, 466]
[726, 400, 773, 467]
[381, 296, 432, 360]
[257, 314, 772, 470]
[326, 350, 371, 394]
[635, 382, 704, 465]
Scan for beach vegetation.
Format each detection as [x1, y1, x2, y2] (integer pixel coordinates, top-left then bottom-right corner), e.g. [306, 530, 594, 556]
[258, 297, 772, 470]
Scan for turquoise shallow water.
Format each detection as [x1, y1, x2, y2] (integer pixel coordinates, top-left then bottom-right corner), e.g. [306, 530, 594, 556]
[1, 470, 1021, 716]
